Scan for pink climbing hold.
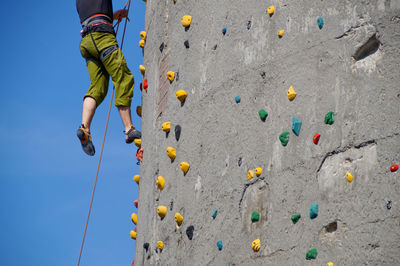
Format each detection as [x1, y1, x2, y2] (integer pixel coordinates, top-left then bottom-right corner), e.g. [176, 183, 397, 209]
[390, 164, 398, 172]
[313, 133, 321, 145]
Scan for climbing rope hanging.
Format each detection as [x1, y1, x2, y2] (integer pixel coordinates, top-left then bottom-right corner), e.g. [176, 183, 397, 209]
[77, 1, 132, 265]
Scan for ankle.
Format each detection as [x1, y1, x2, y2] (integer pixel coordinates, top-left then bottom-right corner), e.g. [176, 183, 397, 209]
[125, 125, 134, 133]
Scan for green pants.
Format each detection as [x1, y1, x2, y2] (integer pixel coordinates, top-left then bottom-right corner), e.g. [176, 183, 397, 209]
[80, 32, 134, 107]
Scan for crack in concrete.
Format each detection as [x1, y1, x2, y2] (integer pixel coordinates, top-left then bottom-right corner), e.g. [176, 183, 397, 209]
[238, 177, 268, 214]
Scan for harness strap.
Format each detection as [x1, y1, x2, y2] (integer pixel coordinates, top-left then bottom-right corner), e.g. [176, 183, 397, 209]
[82, 14, 112, 27]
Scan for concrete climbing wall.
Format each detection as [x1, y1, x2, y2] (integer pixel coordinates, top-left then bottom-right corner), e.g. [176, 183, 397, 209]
[133, 0, 400, 265]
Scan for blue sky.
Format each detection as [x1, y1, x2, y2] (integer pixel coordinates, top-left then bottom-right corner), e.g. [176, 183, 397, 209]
[0, 1, 145, 265]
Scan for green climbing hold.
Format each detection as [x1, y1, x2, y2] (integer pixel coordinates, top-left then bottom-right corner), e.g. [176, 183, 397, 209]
[324, 111, 334, 125]
[251, 211, 260, 222]
[306, 248, 318, 260]
[211, 209, 218, 219]
[258, 109, 268, 121]
[279, 132, 290, 146]
[291, 214, 301, 224]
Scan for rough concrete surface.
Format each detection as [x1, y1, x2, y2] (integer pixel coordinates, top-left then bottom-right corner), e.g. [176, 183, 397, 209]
[135, 0, 400, 265]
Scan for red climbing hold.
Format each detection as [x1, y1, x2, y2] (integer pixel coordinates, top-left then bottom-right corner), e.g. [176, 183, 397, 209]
[313, 134, 321, 145]
[134, 227, 137, 232]
[136, 148, 143, 163]
[143, 78, 148, 92]
[390, 164, 398, 172]
[132, 260, 134, 266]
[134, 200, 138, 208]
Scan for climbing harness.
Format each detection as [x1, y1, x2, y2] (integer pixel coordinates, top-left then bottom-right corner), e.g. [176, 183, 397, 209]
[77, 1, 131, 265]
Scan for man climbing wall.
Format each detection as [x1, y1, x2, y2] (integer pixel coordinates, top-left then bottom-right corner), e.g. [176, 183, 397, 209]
[76, 0, 141, 156]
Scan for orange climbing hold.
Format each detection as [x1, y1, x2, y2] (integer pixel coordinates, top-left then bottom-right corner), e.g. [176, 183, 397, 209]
[134, 199, 138, 208]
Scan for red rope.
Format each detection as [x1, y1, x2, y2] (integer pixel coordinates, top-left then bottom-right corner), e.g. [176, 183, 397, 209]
[77, 1, 132, 265]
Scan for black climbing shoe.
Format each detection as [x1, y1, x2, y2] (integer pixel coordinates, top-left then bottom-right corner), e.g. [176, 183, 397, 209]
[77, 125, 95, 156]
[125, 126, 141, 144]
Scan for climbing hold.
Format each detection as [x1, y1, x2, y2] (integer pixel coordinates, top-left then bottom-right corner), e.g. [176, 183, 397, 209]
[186, 225, 194, 240]
[235, 96, 241, 103]
[143, 243, 149, 252]
[313, 133, 321, 145]
[252, 239, 260, 252]
[140, 31, 147, 40]
[156, 176, 165, 190]
[278, 30, 285, 38]
[287, 85, 296, 101]
[184, 40, 190, 48]
[292, 117, 302, 136]
[139, 65, 146, 75]
[324, 111, 335, 125]
[247, 20, 252, 30]
[131, 213, 138, 225]
[175, 212, 184, 226]
[279, 132, 290, 146]
[134, 199, 138, 208]
[248, 170, 254, 180]
[306, 248, 318, 260]
[180, 162, 190, 175]
[176, 90, 188, 103]
[174, 125, 181, 141]
[345, 172, 353, 183]
[258, 109, 268, 121]
[181, 15, 192, 28]
[326, 262, 334, 266]
[291, 214, 301, 224]
[166, 71, 175, 82]
[217, 240, 223, 251]
[251, 211, 260, 222]
[130, 230, 137, 240]
[387, 200, 392, 210]
[255, 167, 262, 177]
[166, 147, 176, 161]
[309, 203, 319, 219]
[390, 164, 398, 172]
[133, 175, 140, 184]
[143, 78, 148, 92]
[157, 241, 164, 251]
[222, 28, 227, 35]
[267, 5, 275, 16]
[211, 209, 218, 219]
[162, 121, 171, 133]
[139, 39, 145, 48]
[134, 138, 141, 148]
[136, 106, 142, 117]
[317, 17, 324, 29]
[157, 205, 167, 218]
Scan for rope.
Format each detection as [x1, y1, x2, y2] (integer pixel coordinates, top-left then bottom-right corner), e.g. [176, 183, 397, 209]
[77, 1, 132, 265]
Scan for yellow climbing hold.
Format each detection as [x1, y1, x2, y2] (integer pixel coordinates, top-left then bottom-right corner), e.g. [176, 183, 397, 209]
[157, 241, 164, 251]
[176, 90, 188, 103]
[139, 39, 145, 48]
[166, 147, 176, 161]
[131, 213, 138, 225]
[136, 106, 142, 117]
[326, 262, 334, 266]
[252, 239, 260, 252]
[255, 167, 262, 177]
[166, 71, 175, 82]
[140, 31, 147, 40]
[345, 172, 353, 183]
[180, 162, 190, 175]
[157, 205, 167, 218]
[267, 5, 275, 15]
[175, 212, 184, 226]
[287, 86, 296, 101]
[248, 170, 254, 180]
[181, 15, 192, 28]
[139, 65, 146, 75]
[156, 176, 165, 190]
[134, 139, 142, 148]
[133, 175, 140, 184]
[162, 121, 171, 133]
[278, 30, 285, 37]
[130, 230, 137, 240]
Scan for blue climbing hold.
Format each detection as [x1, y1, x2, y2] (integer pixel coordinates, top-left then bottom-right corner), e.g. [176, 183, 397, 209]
[235, 96, 241, 103]
[212, 209, 218, 219]
[222, 28, 227, 35]
[217, 240, 223, 250]
[309, 203, 319, 219]
[292, 117, 302, 136]
[317, 17, 324, 29]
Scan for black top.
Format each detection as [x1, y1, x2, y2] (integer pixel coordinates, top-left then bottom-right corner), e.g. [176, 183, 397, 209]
[76, 0, 114, 35]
